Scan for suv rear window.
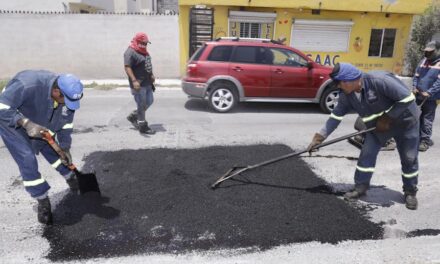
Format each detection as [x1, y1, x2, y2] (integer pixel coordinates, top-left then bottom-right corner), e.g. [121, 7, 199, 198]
[231, 46, 269, 64]
[207, 46, 233, 62]
[189, 45, 206, 62]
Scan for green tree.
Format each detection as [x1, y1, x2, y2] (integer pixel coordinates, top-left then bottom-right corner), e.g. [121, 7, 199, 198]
[405, 5, 440, 76]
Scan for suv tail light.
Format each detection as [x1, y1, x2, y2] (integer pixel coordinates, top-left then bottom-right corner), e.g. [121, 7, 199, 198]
[187, 63, 198, 77]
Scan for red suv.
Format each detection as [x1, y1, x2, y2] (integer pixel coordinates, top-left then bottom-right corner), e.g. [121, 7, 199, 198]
[182, 38, 338, 113]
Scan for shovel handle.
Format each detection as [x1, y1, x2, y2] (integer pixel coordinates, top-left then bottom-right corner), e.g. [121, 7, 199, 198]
[41, 131, 77, 171]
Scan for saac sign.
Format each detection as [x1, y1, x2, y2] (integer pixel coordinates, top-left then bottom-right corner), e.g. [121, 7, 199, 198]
[306, 54, 340, 66]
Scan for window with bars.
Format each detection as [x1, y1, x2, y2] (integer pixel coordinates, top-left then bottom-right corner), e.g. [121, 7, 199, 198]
[239, 23, 261, 38]
[368, 28, 396, 58]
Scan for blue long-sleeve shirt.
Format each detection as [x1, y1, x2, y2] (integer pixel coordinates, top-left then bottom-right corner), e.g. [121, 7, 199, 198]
[413, 57, 440, 100]
[0, 70, 75, 149]
[319, 71, 418, 144]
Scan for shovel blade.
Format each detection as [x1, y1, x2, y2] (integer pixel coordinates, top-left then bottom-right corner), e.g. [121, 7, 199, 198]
[76, 171, 101, 195]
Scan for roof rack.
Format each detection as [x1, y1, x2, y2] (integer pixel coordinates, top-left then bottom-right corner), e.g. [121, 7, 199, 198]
[214, 37, 268, 42]
[214, 37, 285, 45]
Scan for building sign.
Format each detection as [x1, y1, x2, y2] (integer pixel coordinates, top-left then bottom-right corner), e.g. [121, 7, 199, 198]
[306, 54, 340, 66]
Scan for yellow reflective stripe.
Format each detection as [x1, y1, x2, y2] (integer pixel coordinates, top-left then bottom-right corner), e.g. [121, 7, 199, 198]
[0, 103, 10, 110]
[51, 159, 62, 168]
[356, 165, 375, 173]
[362, 111, 384, 122]
[384, 105, 394, 113]
[402, 171, 418, 178]
[330, 113, 344, 121]
[23, 178, 46, 187]
[398, 93, 415, 103]
[48, 130, 55, 136]
[62, 123, 73, 129]
[54, 101, 58, 108]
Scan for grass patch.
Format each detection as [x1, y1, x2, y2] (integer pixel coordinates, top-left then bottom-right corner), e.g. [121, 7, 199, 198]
[83, 82, 127, 90]
[0, 79, 10, 92]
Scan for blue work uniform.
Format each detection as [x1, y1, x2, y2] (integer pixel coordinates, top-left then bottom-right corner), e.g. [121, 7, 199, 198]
[413, 57, 440, 144]
[0, 70, 75, 198]
[319, 71, 419, 192]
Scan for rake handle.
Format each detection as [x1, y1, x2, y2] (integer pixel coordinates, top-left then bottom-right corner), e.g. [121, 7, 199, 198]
[41, 131, 77, 171]
[211, 127, 376, 189]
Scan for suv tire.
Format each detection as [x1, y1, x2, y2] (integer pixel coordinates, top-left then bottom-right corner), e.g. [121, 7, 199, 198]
[208, 82, 238, 113]
[319, 84, 339, 114]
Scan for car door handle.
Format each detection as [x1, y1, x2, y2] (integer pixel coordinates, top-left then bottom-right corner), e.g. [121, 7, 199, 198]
[232, 67, 243, 72]
[274, 69, 284, 74]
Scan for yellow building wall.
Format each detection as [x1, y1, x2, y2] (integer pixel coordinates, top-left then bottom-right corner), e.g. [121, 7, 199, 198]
[179, 0, 430, 14]
[179, 2, 429, 76]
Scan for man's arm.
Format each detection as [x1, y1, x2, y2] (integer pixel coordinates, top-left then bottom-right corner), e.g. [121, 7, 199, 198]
[427, 62, 440, 97]
[379, 73, 415, 119]
[0, 79, 26, 127]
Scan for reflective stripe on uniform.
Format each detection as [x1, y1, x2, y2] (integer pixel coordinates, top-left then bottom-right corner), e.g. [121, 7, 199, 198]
[62, 123, 73, 129]
[48, 130, 55, 136]
[23, 178, 46, 187]
[356, 165, 375, 173]
[0, 103, 10, 110]
[398, 93, 415, 103]
[330, 113, 344, 121]
[51, 159, 62, 168]
[362, 112, 384, 123]
[402, 171, 418, 178]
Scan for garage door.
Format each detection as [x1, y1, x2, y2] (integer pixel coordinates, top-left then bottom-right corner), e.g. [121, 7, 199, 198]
[290, 19, 354, 52]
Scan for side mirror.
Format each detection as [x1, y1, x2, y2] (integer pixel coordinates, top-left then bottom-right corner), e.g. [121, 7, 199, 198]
[307, 61, 314, 69]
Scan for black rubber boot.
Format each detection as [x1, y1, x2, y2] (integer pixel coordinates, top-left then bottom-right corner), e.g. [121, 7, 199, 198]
[404, 187, 418, 210]
[138, 121, 155, 135]
[127, 111, 138, 129]
[66, 174, 79, 193]
[344, 184, 369, 200]
[37, 197, 53, 225]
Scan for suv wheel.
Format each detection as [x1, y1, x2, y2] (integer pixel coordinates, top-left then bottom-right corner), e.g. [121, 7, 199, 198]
[319, 84, 339, 114]
[208, 83, 238, 113]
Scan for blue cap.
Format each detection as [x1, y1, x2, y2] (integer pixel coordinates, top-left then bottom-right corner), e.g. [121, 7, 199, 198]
[57, 74, 83, 110]
[330, 63, 362, 82]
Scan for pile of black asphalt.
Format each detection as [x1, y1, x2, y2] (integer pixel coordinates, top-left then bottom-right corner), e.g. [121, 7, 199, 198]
[43, 144, 383, 261]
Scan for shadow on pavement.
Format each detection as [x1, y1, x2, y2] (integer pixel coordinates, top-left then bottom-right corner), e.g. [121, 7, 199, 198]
[184, 98, 323, 114]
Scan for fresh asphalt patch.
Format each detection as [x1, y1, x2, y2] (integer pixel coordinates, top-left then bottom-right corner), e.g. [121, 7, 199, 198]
[43, 144, 383, 261]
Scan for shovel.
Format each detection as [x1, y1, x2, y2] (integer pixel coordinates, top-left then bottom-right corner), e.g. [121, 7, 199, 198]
[211, 127, 376, 189]
[41, 131, 101, 194]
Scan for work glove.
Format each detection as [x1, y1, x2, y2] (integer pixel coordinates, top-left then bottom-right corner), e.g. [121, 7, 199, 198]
[61, 149, 72, 166]
[375, 114, 392, 133]
[307, 133, 325, 154]
[19, 118, 48, 138]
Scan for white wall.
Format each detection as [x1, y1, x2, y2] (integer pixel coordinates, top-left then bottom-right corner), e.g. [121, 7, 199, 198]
[0, 0, 69, 11]
[0, 13, 180, 79]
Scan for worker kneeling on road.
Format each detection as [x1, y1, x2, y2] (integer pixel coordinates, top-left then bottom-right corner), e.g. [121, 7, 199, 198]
[307, 63, 420, 210]
[0, 70, 84, 224]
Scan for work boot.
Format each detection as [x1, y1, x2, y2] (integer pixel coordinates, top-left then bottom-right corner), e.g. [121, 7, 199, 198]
[381, 138, 396, 151]
[347, 135, 364, 150]
[404, 194, 418, 210]
[138, 121, 155, 135]
[419, 140, 429, 152]
[66, 174, 79, 193]
[37, 197, 53, 225]
[344, 184, 369, 200]
[127, 112, 138, 129]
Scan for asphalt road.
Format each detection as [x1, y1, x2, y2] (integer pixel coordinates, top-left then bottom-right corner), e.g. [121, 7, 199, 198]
[1, 87, 440, 264]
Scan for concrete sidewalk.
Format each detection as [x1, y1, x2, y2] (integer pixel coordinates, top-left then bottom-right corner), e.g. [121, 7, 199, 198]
[82, 79, 181, 87]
